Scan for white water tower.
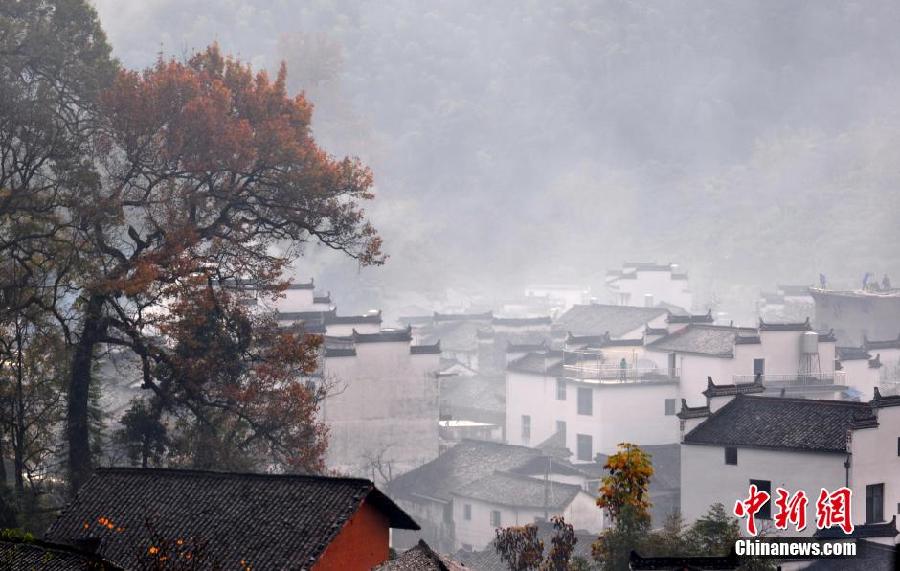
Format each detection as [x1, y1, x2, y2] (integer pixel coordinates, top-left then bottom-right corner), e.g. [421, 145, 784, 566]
[798, 331, 821, 377]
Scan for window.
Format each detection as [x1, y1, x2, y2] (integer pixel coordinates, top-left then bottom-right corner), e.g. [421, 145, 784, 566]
[897, 437, 900, 456]
[753, 358, 765, 376]
[521, 415, 531, 441]
[577, 387, 593, 416]
[664, 399, 676, 416]
[491, 510, 501, 527]
[577, 434, 593, 462]
[750, 479, 771, 519]
[556, 378, 567, 400]
[866, 483, 885, 523]
[725, 447, 738, 465]
[463, 504, 472, 521]
[556, 420, 567, 442]
[443, 502, 453, 524]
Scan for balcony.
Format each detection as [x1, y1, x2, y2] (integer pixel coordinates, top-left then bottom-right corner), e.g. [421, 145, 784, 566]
[731, 371, 847, 387]
[562, 365, 680, 383]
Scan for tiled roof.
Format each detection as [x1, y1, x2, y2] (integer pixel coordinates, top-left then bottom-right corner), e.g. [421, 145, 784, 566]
[683, 395, 874, 453]
[374, 540, 468, 571]
[818, 329, 837, 342]
[46, 468, 417, 570]
[352, 326, 413, 343]
[492, 316, 552, 327]
[277, 308, 383, 326]
[837, 346, 871, 361]
[864, 334, 900, 350]
[0, 538, 122, 570]
[623, 262, 675, 272]
[758, 317, 812, 331]
[411, 342, 441, 355]
[506, 352, 565, 376]
[702, 376, 765, 398]
[630, 551, 740, 570]
[506, 341, 548, 353]
[286, 279, 315, 290]
[324, 347, 357, 357]
[644, 327, 669, 336]
[433, 311, 493, 323]
[439, 375, 506, 425]
[388, 440, 542, 503]
[666, 310, 714, 324]
[676, 400, 710, 420]
[814, 515, 898, 539]
[451, 471, 581, 510]
[313, 293, 331, 304]
[646, 325, 755, 358]
[872, 387, 900, 409]
[555, 304, 667, 337]
[507, 456, 585, 479]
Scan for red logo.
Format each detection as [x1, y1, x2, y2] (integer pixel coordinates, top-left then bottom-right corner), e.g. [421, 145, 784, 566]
[734, 486, 853, 536]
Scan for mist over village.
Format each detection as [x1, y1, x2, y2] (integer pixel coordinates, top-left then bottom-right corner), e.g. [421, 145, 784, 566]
[0, 1, 898, 569]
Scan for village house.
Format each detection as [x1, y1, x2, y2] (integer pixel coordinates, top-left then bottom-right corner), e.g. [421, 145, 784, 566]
[604, 261, 693, 311]
[504, 346, 681, 457]
[45, 468, 419, 570]
[387, 439, 608, 553]
[554, 303, 670, 340]
[678, 390, 900, 537]
[0, 537, 123, 570]
[644, 319, 846, 406]
[810, 286, 900, 346]
[321, 326, 441, 482]
[374, 540, 468, 571]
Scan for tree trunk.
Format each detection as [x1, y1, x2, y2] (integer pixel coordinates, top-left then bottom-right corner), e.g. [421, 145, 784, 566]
[66, 295, 106, 494]
[13, 318, 25, 497]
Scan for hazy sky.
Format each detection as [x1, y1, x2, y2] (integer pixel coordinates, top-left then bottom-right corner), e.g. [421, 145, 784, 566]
[90, 1, 900, 318]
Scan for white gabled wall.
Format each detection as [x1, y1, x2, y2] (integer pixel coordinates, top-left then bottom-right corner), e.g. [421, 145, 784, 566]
[850, 405, 900, 526]
[680, 444, 846, 536]
[322, 343, 439, 482]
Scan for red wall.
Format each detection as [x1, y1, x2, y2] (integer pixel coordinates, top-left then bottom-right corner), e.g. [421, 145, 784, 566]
[313, 499, 391, 570]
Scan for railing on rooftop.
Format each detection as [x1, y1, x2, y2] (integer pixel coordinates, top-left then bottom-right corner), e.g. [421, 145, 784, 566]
[732, 371, 847, 387]
[562, 365, 680, 383]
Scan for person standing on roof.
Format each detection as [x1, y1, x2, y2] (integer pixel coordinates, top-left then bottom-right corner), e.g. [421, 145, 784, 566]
[619, 357, 627, 381]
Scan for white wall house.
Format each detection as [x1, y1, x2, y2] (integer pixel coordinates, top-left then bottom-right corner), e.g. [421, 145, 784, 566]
[505, 348, 681, 459]
[320, 327, 440, 483]
[451, 471, 607, 551]
[605, 262, 692, 311]
[645, 320, 842, 407]
[864, 335, 900, 386]
[387, 440, 604, 554]
[679, 392, 900, 537]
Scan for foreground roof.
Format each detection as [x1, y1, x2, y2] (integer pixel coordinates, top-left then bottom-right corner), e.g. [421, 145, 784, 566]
[375, 540, 468, 571]
[683, 395, 875, 453]
[0, 538, 122, 570]
[46, 468, 417, 570]
[554, 304, 667, 337]
[389, 440, 542, 503]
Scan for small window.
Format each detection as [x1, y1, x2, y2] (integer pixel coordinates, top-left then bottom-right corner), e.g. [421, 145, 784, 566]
[491, 510, 501, 527]
[556, 378, 567, 400]
[725, 447, 738, 465]
[577, 434, 593, 462]
[753, 358, 765, 376]
[866, 483, 885, 523]
[577, 387, 593, 416]
[464, 504, 472, 521]
[521, 415, 531, 441]
[750, 479, 771, 519]
[556, 420, 567, 442]
[443, 502, 453, 524]
[664, 399, 676, 416]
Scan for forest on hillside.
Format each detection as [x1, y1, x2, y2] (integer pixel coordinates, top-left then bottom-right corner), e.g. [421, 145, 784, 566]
[93, 0, 900, 311]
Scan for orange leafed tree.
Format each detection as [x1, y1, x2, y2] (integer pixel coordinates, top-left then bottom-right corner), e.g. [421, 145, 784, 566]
[65, 45, 383, 490]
